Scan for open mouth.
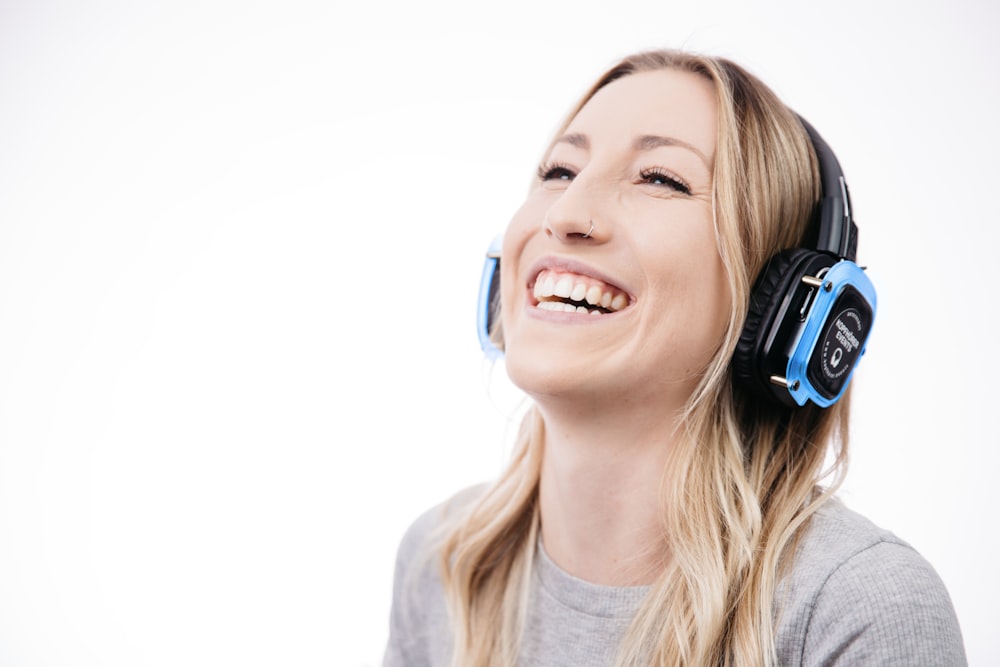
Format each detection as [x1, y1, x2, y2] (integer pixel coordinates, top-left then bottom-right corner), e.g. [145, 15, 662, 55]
[531, 269, 630, 316]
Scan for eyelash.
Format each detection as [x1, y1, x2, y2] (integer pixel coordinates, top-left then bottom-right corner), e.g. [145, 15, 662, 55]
[638, 168, 691, 195]
[537, 162, 576, 182]
[536, 162, 692, 196]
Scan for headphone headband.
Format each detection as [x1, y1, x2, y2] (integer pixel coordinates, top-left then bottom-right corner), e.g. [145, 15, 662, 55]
[798, 116, 858, 261]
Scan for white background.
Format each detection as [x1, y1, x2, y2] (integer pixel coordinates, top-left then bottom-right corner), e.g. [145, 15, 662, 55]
[1, 0, 997, 665]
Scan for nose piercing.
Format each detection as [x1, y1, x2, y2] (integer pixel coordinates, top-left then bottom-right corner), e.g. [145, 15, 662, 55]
[583, 221, 595, 238]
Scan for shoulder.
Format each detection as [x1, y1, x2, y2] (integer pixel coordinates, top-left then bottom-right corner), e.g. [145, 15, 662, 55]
[391, 482, 489, 600]
[775, 497, 967, 666]
[395, 483, 488, 564]
[383, 484, 488, 667]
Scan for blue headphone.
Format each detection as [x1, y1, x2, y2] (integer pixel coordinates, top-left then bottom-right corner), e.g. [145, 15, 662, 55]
[476, 234, 504, 361]
[476, 117, 876, 409]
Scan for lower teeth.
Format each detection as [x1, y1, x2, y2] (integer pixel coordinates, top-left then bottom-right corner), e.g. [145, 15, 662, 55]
[537, 301, 602, 315]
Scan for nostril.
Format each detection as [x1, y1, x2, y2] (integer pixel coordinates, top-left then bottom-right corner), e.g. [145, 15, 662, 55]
[546, 220, 596, 240]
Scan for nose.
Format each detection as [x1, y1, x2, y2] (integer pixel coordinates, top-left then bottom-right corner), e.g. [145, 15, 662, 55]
[542, 179, 609, 243]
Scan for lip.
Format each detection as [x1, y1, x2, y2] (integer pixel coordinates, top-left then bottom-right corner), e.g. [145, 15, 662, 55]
[525, 255, 635, 312]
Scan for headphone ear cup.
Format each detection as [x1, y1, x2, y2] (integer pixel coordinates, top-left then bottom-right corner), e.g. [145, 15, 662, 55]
[477, 237, 504, 359]
[733, 248, 831, 404]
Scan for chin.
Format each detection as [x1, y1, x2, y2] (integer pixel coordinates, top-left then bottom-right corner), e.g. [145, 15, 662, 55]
[504, 343, 635, 406]
[504, 345, 590, 398]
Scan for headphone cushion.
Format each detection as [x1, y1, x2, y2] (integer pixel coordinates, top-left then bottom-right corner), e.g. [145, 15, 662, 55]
[733, 248, 814, 394]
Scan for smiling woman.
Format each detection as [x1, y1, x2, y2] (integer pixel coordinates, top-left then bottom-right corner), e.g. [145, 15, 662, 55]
[501, 69, 727, 411]
[382, 49, 966, 667]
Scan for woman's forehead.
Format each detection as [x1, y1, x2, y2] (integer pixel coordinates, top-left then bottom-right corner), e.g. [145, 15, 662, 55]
[564, 69, 718, 162]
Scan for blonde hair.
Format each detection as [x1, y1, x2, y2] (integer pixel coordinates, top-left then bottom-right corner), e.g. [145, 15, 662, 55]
[442, 49, 851, 666]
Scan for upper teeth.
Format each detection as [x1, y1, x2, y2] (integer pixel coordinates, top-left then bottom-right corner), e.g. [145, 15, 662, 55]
[532, 269, 629, 314]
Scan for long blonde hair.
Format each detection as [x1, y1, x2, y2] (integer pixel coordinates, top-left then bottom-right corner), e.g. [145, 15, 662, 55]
[442, 49, 851, 666]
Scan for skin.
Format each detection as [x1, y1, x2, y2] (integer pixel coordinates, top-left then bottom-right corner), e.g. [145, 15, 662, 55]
[499, 69, 731, 585]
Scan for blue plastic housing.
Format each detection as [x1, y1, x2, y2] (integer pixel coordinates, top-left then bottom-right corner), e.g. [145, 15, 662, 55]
[477, 235, 504, 360]
[784, 261, 877, 407]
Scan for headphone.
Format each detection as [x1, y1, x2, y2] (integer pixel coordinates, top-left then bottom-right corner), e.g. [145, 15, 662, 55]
[476, 117, 876, 409]
[476, 233, 504, 362]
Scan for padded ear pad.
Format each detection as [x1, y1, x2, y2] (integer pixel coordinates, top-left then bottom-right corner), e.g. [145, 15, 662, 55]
[733, 248, 835, 404]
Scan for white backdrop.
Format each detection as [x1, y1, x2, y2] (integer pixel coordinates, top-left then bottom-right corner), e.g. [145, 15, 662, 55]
[1, 0, 997, 665]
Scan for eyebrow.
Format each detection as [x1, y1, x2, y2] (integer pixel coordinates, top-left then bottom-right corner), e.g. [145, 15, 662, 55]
[555, 133, 589, 149]
[634, 134, 712, 168]
[554, 132, 712, 168]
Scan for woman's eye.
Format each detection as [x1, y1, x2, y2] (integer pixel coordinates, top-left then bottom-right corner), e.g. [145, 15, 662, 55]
[537, 163, 576, 182]
[639, 168, 691, 195]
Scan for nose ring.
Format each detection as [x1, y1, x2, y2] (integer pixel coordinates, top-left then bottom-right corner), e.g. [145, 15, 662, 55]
[583, 221, 595, 238]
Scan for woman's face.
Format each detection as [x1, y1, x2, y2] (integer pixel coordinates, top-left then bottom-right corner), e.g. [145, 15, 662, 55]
[500, 68, 731, 407]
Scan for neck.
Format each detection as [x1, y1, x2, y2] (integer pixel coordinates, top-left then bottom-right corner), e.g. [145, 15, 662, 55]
[535, 395, 684, 586]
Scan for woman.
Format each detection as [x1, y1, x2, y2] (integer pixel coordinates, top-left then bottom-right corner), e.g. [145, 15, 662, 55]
[384, 49, 965, 666]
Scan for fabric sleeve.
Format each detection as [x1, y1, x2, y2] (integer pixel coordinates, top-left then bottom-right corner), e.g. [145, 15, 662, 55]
[801, 540, 966, 666]
[383, 486, 485, 667]
[382, 511, 436, 667]
[382, 529, 422, 667]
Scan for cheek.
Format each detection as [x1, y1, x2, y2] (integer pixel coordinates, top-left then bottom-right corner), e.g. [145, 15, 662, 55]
[504, 192, 547, 240]
[689, 254, 732, 343]
[640, 219, 732, 330]
[497, 200, 538, 330]
[500, 193, 551, 284]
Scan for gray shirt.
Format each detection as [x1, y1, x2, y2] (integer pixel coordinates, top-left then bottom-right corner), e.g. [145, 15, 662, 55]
[384, 490, 966, 666]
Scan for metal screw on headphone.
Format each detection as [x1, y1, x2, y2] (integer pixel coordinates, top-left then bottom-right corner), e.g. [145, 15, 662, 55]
[802, 275, 833, 292]
[769, 375, 801, 392]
